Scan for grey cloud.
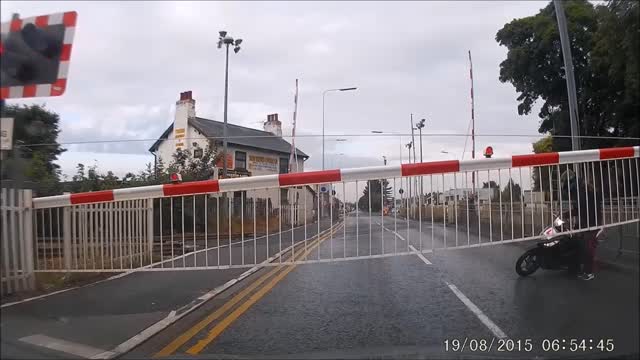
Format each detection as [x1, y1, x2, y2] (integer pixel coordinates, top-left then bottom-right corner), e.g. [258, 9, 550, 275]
[2, 0, 547, 172]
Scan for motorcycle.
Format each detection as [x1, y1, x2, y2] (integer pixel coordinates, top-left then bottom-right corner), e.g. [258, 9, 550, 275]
[515, 215, 604, 277]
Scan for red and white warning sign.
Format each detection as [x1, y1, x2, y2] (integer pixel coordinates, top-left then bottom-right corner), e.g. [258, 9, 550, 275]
[0, 11, 77, 99]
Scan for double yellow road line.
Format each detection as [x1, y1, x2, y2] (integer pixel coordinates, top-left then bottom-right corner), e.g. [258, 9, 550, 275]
[154, 223, 343, 357]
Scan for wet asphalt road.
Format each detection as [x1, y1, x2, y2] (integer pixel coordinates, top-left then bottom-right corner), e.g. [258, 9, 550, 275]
[132, 212, 639, 359]
[2, 212, 638, 359]
[0, 220, 335, 360]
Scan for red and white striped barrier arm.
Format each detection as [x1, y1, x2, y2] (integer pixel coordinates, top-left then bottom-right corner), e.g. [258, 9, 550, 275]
[32, 146, 640, 209]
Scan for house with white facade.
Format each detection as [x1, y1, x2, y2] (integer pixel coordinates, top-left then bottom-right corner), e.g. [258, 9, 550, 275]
[149, 91, 316, 223]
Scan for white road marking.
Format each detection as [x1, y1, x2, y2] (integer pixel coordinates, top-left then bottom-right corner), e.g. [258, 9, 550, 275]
[91, 223, 343, 359]
[377, 217, 507, 339]
[376, 221, 432, 264]
[408, 245, 433, 265]
[444, 281, 508, 339]
[20, 334, 116, 359]
[2, 287, 79, 309]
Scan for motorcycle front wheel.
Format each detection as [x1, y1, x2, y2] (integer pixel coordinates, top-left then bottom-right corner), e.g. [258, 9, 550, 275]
[516, 250, 540, 276]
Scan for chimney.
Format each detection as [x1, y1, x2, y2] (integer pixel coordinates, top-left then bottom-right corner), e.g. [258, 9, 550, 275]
[174, 91, 196, 151]
[263, 113, 282, 137]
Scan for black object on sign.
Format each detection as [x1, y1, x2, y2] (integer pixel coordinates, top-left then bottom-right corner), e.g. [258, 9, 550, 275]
[1, 23, 65, 87]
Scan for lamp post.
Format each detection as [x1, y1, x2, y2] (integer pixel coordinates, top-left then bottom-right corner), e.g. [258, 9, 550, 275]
[416, 118, 426, 200]
[218, 31, 243, 178]
[322, 87, 357, 170]
[406, 141, 414, 215]
[416, 118, 426, 163]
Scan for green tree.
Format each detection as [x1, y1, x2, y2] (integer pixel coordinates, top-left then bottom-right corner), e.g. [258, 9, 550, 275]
[1, 104, 65, 193]
[496, 0, 639, 151]
[482, 180, 500, 200]
[501, 179, 523, 203]
[358, 179, 392, 212]
[531, 135, 555, 193]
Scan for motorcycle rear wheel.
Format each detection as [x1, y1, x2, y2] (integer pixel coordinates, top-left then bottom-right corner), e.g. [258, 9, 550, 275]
[516, 250, 540, 276]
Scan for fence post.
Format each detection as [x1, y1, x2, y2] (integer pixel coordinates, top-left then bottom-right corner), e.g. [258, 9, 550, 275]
[62, 192, 72, 270]
[23, 189, 35, 290]
[147, 198, 154, 260]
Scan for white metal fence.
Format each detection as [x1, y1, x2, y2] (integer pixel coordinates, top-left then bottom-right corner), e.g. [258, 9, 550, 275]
[1, 188, 35, 296]
[2, 146, 639, 277]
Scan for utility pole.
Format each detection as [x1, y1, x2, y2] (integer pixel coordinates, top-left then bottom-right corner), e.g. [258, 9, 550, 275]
[553, 0, 581, 151]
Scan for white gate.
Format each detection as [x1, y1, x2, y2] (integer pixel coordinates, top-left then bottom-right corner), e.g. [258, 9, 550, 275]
[1, 188, 35, 296]
[22, 146, 640, 272]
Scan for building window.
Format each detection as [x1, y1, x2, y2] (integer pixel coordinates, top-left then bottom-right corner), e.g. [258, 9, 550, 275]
[279, 157, 289, 174]
[235, 151, 247, 170]
[193, 148, 203, 158]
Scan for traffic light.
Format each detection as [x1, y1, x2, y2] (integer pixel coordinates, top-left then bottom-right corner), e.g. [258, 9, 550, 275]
[1, 11, 77, 99]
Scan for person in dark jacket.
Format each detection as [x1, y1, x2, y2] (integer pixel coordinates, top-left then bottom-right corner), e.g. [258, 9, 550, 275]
[561, 167, 602, 280]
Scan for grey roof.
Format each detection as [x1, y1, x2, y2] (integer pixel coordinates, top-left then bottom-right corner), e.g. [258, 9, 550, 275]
[149, 117, 308, 158]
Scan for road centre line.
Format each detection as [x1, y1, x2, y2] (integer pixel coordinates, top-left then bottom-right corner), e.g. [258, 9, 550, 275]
[185, 224, 340, 355]
[444, 281, 508, 340]
[376, 221, 432, 264]
[94, 222, 343, 359]
[377, 219, 507, 339]
[153, 230, 332, 358]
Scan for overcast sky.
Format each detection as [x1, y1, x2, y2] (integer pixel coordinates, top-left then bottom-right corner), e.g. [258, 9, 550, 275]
[2, 0, 551, 179]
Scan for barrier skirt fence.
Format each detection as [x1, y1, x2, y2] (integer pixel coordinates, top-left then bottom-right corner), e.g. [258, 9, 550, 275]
[1, 146, 638, 282]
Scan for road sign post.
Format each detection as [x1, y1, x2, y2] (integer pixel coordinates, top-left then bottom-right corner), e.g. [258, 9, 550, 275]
[1, 117, 14, 160]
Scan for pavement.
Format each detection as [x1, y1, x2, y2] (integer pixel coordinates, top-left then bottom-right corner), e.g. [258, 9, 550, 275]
[1, 212, 638, 359]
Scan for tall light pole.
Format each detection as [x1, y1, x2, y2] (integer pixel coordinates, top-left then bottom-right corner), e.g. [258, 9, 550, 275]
[218, 31, 243, 178]
[406, 141, 413, 214]
[322, 87, 357, 170]
[416, 118, 426, 199]
[416, 118, 426, 163]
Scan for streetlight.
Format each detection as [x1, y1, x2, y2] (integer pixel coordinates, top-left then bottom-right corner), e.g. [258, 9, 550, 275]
[218, 30, 243, 178]
[415, 118, 426, 200]
[322, 87, 357, 170]
[416, 118, 426, 163]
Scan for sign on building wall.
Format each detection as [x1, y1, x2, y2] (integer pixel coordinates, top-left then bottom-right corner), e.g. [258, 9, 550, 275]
[174, 128, 186, 149]
[216, 153, 233, 169]
[248, 155, 278, 172]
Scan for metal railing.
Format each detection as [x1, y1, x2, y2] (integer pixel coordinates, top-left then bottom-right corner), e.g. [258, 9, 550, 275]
[15, 146, 640, 272]
[1, 188, 35, 296]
